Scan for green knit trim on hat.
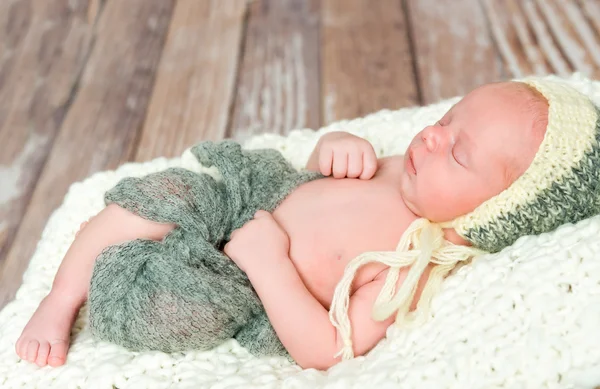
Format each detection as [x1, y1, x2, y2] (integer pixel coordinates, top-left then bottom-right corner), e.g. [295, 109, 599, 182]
[463, 113, 600, 252]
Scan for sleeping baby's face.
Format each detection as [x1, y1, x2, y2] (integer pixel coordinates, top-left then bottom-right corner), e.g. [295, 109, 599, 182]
[400, 82, 548, 223]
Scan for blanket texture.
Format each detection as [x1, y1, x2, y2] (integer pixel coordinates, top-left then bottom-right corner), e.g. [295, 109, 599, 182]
[90, 140, 320, 358]
[0, 73, 599, 389]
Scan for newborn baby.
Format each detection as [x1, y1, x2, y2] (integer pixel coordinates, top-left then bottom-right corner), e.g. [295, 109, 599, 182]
[14, 80, 561, 369]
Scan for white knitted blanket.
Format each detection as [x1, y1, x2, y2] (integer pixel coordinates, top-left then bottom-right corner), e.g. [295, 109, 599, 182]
[1, 73, 600, 389]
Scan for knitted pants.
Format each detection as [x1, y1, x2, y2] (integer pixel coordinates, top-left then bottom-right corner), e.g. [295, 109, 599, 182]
[88, 141, 322, 358]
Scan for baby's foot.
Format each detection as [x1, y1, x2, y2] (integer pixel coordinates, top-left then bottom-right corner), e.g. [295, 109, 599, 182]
[15, 292, 81, 367]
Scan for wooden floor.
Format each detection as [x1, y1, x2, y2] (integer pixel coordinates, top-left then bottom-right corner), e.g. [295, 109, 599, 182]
[1, 0, 600, 310]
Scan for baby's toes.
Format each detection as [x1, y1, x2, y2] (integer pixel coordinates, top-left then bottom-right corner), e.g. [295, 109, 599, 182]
[35, 342, 51, 367]
[14, 336, 24, 357]
[15, 334, 30, 358]
[25, 340, 40, 363]
[47, 341, 68, 367]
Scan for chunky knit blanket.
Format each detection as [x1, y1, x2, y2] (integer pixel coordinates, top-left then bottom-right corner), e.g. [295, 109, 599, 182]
[1, 73, 599, 389]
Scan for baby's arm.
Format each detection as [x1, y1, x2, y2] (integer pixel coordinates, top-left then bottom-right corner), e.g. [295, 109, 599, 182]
[224, 211, 392, 369]
[246, 256, 393, 370]
[306, 132, 378, 179]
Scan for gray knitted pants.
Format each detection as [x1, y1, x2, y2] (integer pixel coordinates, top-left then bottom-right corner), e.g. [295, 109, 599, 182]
[88, 141, 322, 358]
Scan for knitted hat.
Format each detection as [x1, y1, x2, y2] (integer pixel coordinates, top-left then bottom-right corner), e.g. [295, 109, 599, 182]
[330, 78, 600, 360]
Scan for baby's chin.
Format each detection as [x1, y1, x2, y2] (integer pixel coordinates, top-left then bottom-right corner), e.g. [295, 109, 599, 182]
[398, 180, 418, 215]
[411, 204, 462, 225]
[398, 200, 469, 245]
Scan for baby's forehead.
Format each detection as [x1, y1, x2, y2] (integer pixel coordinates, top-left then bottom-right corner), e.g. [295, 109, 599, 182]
[464, 83, 524, 106]
[469, 86, 545, 160]
[463, 82, 547, 124]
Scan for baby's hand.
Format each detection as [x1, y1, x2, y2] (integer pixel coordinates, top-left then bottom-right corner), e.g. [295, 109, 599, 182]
[315, 132, 378, 179]
[224, 210, 290, 273]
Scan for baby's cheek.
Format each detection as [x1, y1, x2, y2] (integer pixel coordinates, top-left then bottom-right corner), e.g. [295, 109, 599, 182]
[421, 193, 450, 221]
[409, 181, 439, 220]
[442, 189, 493, 221]
[418, 179, 464, 222]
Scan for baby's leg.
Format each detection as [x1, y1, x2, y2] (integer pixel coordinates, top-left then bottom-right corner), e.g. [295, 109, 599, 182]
[88, 227, 262, 353]
[235, 312, 289, 359]
[86, 164, 263, 353]
[15, 204, 174, 367]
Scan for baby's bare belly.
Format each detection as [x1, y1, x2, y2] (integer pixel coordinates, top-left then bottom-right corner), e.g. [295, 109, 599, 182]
[271, 175, 416, 309]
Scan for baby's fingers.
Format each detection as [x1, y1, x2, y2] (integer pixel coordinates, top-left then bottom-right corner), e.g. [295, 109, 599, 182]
[359, 147, 378, 179]
[319, 147, 334, 176]
[346, 152, 364, 178]
[331, 152, 349, 178]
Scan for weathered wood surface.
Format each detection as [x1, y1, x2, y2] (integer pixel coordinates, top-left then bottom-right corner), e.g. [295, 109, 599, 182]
[229, 0, 321, 141]
[0, 0, 98, 295]
[135, 0, 246, 162]
[3, 0, 600, 312]
[321, 0, 419, 123]
[0, 0, 175, 308]
[482, 0, 600, 80]
[406, 0, 501, 104]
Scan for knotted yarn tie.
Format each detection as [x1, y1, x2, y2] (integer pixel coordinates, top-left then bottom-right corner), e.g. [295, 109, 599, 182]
[328, 218, 486, 360]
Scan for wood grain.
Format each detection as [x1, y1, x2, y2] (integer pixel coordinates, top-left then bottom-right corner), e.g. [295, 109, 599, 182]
[229, 0, 321, 142]
[0, 0, 97, 274]
[321, 0, 418, 124]
[406, 0, 501, 104]
[482, 0, 600, 79]
[483, 0, 550, 77]
[134, 0, 247, 162]
[578, 0, 600, 40]
[541, 0, 600, 79]
[0, 0, 175, 309]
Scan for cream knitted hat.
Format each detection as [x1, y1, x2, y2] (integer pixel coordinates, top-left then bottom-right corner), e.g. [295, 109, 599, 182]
[330, 78, 600, 360]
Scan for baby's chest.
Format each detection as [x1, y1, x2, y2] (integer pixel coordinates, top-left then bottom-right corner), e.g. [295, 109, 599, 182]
[272, 179, 415, 306]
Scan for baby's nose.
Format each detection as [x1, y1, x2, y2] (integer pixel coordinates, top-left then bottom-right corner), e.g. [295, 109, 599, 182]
[422, 123, 453, 152]
[422, 125, 441, 151]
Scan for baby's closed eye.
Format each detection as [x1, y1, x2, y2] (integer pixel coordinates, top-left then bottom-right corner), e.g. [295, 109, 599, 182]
[452, 146, 466, 167]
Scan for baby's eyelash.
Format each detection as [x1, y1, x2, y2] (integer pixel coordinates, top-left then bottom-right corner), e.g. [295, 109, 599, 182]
[452, 147, 463, 167]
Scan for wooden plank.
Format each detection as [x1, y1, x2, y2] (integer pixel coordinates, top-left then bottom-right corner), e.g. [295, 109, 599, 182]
[87, 0, 106, 25]
[578, 0, 600, 39]
[321, 0, 418, 124]
[228, 0, 321, 142]
[0, 0, 30, 62]
[134, 0, 247, 162]
[482, 0, 551, 78]
[406, 0, 501, 104]
[545, 0, 600, 78]
[0, 0, 98, 276]
[0, 0, 175, 309]
[531, 0, 600, 79]
[482, 0, 600, 80]
[519, 0, 571, 76]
